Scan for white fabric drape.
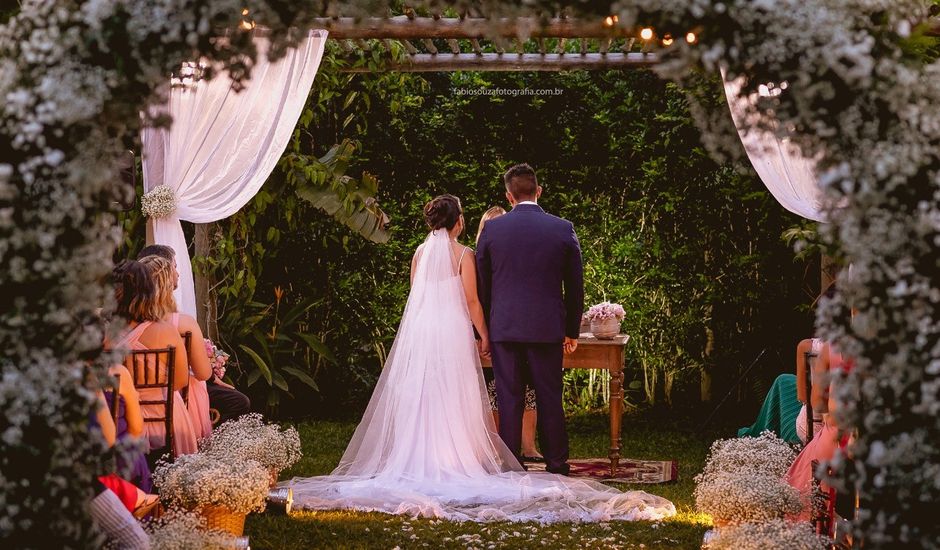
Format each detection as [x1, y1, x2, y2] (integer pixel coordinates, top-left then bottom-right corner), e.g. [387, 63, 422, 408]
[721, 69, 826, 222]
[141, 30, 327, 316]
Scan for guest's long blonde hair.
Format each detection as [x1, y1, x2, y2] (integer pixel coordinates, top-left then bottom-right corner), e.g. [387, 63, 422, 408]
[476, 206, 506, 245]
[138, 255, 177, 319]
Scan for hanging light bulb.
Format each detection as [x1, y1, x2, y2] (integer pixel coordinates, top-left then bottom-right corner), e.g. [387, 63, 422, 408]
[640, 27, 654, 41]
[662, 33, 674, 46]
[604, 16, 614, 27]
[685, 32, 697, 44]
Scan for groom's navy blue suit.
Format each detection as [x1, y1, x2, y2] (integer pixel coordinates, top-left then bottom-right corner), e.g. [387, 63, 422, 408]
[476, 203, 584, 471]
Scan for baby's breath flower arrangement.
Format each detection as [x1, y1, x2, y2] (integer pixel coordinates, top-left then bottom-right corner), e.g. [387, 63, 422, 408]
[152, 452, 269, 515]
[141, 184, 177, 218]
[199, 413, 302, 475]
[694, 472, 803, 526]
[704, 519, 825, 550]
[145, 508, 242, 550]
[699, 431, 797, 479]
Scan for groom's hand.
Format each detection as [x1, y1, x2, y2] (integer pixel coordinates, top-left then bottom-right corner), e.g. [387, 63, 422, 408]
[564, 337, 578, 354]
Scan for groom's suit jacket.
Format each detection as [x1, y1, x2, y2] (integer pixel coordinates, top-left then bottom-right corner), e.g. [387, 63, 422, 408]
[476, 203, 584, 343]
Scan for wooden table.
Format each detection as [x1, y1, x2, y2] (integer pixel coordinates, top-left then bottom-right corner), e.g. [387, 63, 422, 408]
[481, 334, 631, 476]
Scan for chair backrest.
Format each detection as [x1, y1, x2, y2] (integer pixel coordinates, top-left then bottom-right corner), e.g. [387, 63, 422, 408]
[106, 370, 121, 426]
[179, 331, 193, 405]
[803, 350, 817, 443]
[125, 346, 176, 457]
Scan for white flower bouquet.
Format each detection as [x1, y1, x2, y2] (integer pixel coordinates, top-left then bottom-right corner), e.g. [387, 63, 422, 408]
[199, 413, 302, 475]
[145, 509, 244, 550]
[704, 519, 825, 549]
[152, 453, 269, 515]
[694, 471, 803, 525]
[699, 431, 797, 479]
[584, 301, 626, 322]
[204, 338, 230, 380]
[141, 184, 177, 218]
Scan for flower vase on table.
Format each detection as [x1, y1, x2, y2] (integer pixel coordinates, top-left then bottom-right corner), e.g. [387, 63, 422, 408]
[584, 302, 626, 340]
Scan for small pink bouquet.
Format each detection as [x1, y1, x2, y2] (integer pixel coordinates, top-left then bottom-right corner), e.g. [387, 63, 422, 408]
[204, 338, 230, 380]
[584, 301, 626, 322]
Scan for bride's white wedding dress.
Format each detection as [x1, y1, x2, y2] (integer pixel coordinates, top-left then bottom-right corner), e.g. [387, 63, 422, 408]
[285, 229, 675, 523]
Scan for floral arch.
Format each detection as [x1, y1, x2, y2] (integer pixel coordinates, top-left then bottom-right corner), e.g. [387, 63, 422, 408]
[1, 1, 938, 547]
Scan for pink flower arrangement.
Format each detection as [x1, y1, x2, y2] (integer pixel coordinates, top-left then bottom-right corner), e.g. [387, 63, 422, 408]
[204, 338, 230, 380]
[584, 301, 626, 322]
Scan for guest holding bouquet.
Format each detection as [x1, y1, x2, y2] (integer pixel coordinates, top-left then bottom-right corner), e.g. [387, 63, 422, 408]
[137, 245, 251, 425]
[138, 254, 213, 440]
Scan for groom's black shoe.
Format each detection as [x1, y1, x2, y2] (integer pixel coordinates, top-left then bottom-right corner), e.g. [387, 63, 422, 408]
[546, 463, 570, 476]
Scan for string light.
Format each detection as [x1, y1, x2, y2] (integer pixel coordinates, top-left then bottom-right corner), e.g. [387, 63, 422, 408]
[640, 27, 654, 40]
[240, 7, 255, 30]
[685, 32, 697, 44]
[662, 34, 674, 46]
[603, 15, 619, 27]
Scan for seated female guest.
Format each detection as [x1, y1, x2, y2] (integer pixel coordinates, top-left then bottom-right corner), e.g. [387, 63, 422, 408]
[104, 361, 153, 492]
[88, 391, 150, 548]
[111, 260, 198, 456]
[138, 254, 213, 440]
[137, 245, 251, 425]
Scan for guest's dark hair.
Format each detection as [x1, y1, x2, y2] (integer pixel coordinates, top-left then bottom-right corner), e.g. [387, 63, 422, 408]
[424, 194, 462, 231]
[137, 244, 175, 261]
[503, 163, 538, 200]
[112, 260, 158, 322]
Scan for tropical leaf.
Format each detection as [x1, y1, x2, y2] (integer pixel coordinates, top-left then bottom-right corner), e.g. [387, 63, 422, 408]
[239, 344, 272, 385]
[297, 186, 390, 243]
[296, 333, 338, 364]
[283, 366, 319, 391]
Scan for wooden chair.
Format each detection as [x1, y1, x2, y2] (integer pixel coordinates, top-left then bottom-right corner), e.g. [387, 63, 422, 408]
[803, 350, 818, 442]
[125, 346, 176, 461]
[179, 331, 193, 405]
[106, 370, 121, 426]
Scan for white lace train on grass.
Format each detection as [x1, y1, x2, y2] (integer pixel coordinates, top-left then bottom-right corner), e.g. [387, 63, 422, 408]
[285, 229, 676, 523]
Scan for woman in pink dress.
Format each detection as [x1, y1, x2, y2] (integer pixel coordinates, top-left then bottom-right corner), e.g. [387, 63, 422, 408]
[138, 255, 213, 441]
[786, 342, 852, 523]
[111, 260, 198, 456]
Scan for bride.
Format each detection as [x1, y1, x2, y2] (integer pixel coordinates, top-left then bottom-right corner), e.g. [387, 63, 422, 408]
[286, 195, 675, 523]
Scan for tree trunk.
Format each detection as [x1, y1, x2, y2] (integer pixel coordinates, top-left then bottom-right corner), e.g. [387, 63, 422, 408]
[193, 223, 219, 341]
[821, 252, 837, 292]
[700, 322, 715, 403]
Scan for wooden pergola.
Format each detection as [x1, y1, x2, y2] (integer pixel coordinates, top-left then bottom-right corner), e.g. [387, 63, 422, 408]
[311, 16, 665, 72]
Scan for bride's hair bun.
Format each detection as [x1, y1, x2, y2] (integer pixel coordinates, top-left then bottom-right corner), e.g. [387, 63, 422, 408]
[424, 194, 462, 230]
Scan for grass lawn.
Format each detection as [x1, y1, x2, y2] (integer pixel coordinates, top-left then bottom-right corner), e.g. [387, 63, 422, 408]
[246, 412, 722, 549]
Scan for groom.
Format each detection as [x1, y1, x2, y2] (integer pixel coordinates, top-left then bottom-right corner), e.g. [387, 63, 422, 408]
[476, 163, 584, 475]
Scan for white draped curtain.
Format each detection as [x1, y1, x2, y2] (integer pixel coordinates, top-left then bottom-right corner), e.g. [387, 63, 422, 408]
[720, 69, 826, 222]
[142, 30, 327, 317]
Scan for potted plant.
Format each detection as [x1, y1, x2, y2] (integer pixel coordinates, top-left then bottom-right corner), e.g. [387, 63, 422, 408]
[145, 509, 249, 549]
[584, 302, 626, 339]
[152, 453, 269, 536]
[199, 413, 302, 487]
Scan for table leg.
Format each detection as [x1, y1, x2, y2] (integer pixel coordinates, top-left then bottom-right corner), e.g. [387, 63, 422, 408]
[609, 360, 624, 477]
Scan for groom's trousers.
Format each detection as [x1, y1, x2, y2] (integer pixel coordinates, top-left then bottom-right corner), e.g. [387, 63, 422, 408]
[491, 342, 569, 471]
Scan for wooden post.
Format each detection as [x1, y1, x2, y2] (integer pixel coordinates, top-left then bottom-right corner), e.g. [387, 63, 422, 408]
[193, 223, 219, 341]
[821, 252, 837, 291]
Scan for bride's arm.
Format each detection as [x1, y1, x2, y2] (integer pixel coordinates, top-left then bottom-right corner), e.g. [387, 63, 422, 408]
[459, 250, 490, 357]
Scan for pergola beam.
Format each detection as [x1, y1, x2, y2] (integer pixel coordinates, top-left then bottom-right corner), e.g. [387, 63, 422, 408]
[313, 16, 633, 40]
[339, 52, 659, 72]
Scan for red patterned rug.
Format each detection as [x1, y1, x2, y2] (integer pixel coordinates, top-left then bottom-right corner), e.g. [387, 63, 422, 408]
[525, 458, 678, 484]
